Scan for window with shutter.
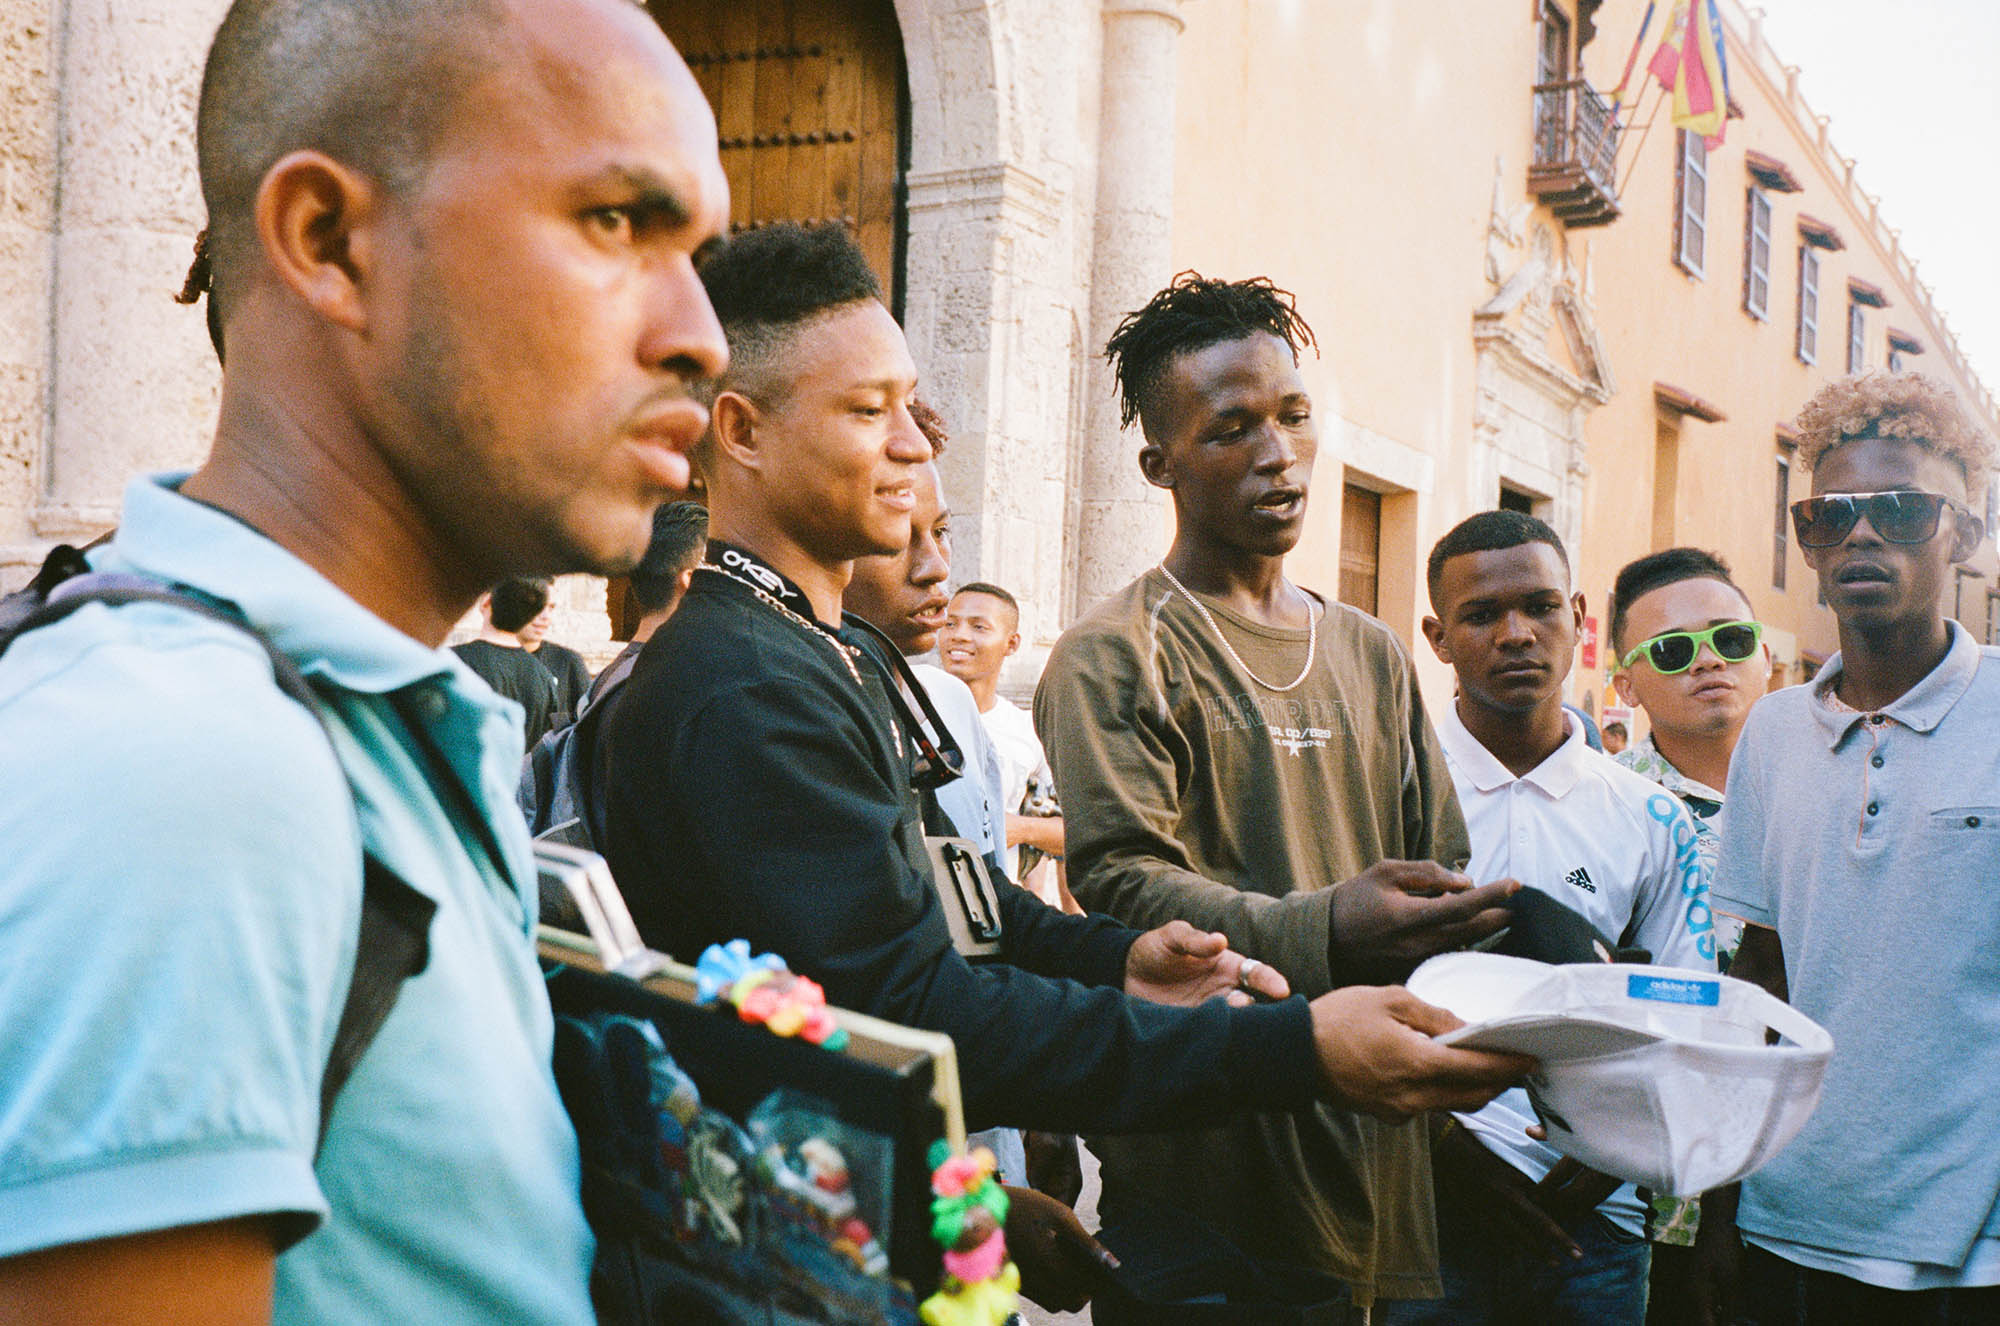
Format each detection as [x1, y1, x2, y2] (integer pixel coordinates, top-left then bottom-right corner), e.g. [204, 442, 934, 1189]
[1847, 301, 1866, 373]
[1743, 188, 1771, 319]
[1797, 246, 1819, 364]
[1674, 130, 1707, 276]
[1773, 450, 1790, 590]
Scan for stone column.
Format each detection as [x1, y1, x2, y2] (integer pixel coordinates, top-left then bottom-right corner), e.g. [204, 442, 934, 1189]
[34, 0, 225, 540]
[0, 0, 64, 585]
[1072, 0, 1181, 617]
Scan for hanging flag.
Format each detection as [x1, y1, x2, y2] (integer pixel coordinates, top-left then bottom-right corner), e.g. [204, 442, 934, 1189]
[1647, 0, 1688, 90]
[1610, 1, 1658, 108]
[1675, 0, 1730, 147]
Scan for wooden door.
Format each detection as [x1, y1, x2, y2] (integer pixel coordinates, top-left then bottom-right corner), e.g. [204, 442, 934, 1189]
[648, 0, 908, 306]
[1339, 484, 1382, 617]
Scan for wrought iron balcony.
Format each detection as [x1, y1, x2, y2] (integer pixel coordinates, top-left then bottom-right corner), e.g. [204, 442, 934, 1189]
[1530, 79, 1621, 228]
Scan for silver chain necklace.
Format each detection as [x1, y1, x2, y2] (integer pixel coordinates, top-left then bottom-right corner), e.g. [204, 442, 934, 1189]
[694, 560, 866, 688]
[1156, 563, 1318, 693]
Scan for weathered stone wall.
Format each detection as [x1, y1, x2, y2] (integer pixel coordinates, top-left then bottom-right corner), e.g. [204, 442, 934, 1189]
[0, 0, 225, 589]
[896, 0, 1107, 693]
[0, 0, 63, 584]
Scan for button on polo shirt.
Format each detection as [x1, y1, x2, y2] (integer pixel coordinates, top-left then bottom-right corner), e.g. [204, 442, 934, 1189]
[1436, 702, 1715, 1235]
[1714, 624, 2000, 1282]
[0, 475, 593, 1322]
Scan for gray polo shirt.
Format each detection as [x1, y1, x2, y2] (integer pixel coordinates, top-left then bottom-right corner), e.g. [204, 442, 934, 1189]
[1713, 623, 2000, 1273]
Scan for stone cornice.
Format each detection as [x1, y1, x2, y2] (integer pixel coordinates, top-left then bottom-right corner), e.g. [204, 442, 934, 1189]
[904, 162, 1064, 234]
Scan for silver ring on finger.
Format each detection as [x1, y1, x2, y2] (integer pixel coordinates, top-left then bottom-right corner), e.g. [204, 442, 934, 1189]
[1237, 957, 1263, 992]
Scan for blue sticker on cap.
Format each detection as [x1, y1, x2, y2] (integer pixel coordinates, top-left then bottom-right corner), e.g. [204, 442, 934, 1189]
[1627, 973, 1720, 1006]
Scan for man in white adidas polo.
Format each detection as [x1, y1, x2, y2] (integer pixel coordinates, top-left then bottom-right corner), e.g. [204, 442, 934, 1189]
[1395, 510, 1715, 1326]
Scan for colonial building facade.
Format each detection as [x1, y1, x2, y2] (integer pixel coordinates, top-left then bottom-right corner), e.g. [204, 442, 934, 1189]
[4, 0, 1994, 713]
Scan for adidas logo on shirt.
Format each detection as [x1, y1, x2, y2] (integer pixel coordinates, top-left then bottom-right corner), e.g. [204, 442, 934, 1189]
[1564, 866, 1597, 894]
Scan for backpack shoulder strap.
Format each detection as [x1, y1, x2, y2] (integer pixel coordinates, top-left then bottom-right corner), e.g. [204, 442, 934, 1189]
[0, 571, 437, 1155]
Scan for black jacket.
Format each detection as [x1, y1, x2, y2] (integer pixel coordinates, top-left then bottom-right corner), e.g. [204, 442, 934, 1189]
[599, 545, 1316, 1132]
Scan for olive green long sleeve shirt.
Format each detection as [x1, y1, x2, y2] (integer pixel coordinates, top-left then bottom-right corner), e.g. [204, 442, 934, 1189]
[1034, 569, 1470, 1300]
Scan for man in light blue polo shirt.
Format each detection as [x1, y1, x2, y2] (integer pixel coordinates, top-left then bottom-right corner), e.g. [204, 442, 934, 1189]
[0, 0, 728, 1319]
[1713, 371, 2000, 1322]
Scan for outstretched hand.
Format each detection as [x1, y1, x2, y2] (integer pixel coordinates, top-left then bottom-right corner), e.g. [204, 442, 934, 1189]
[1307, 984, 1531, 1119]
[1330, 860, 1519, 983]
[1125, 920, 1292, 1007]
[1002, 1186, 1119, 1312]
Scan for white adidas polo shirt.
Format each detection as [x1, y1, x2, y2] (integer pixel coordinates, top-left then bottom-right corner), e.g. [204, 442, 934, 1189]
[1436, 701, 1716, 1234]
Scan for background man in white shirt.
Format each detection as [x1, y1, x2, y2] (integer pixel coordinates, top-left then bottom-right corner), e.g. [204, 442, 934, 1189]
[940, 580, 1070, 899]
[1388, 510, 1714, 1326]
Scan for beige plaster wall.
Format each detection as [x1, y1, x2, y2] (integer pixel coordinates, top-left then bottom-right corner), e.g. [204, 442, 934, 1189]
[1575, 0, 2000, 706]
[1168, 0, 1544, 703]
[1167, 0, 1998, 717]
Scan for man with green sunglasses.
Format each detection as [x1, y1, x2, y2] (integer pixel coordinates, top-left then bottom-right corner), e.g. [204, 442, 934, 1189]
[1607, 547, 1772, 1323]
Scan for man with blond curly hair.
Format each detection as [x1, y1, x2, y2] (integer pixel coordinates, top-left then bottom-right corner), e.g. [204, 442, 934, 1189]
[1705, 371, 2000, 1323]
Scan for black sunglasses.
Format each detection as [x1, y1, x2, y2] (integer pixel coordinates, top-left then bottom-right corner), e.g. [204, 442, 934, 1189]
[1790, 489, 1967, 549]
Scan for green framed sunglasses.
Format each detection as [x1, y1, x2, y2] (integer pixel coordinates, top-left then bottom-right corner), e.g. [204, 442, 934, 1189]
[1619, 620, 1764, 675]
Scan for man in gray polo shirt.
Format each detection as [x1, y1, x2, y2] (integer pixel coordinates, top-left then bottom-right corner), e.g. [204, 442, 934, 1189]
[1712, 371, 2000, 1322]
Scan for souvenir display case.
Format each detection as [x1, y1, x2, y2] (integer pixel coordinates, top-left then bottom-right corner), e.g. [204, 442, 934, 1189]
[537, 844, 968, 1324]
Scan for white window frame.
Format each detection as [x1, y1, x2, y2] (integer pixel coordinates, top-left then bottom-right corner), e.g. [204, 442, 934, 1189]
[1848, 300, 1866, 374]
[1797, 246, 1819, 364]
[1676, 130, 1708, 277]
[1744, 188, 1772, 319]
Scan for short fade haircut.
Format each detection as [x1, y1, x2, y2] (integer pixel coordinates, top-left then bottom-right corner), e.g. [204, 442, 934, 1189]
[490, 576, 552, 632]
[194, 0, 510, 322]
[1609, 547, 1745, 653]
[951, 581, 1019, 627]
[1104, 272, 1318, 440]
[1602, 720, 1628, 739]
[1794, 371, 1995, 499]
[1426, 509, 1569, 611]
[696, 221, 882, 407]
[629, 501, 708, 610]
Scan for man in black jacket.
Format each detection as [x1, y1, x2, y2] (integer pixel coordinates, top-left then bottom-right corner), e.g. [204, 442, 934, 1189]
[597, 223, 1525, 1216]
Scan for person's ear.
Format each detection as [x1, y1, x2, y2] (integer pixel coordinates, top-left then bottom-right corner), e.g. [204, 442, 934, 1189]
[710, 392, 762, 472]
[1420, 615, 1451, 663]
[1004, 628, 1020, 658]
[254, 150, 381, 334]
[1139, 441, 1174, 490]
[676, 566, 695, 596]
[1612, 669, 1638, 707]
[1949, 507, 1985, 564]
[1570, 592, 1588, 634]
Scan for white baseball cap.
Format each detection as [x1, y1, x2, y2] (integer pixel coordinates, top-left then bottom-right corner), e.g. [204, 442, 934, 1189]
[1409, 952, 1834, 1195]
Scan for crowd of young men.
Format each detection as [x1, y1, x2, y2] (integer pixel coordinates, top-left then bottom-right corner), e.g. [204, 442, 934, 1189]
[0, 3, 1994, 1324]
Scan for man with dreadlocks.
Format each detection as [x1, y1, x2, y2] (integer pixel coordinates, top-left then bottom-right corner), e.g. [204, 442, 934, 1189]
[1036, 273, 1516, 1315]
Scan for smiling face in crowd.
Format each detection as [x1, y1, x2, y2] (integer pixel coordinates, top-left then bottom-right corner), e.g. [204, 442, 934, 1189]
[940, 589, 1019, 688]
[845, 462, 953, 655]
[1140, 331, 1319, 561]
[734, 299, 931, 568]
[1425, 541, 1583, 719]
